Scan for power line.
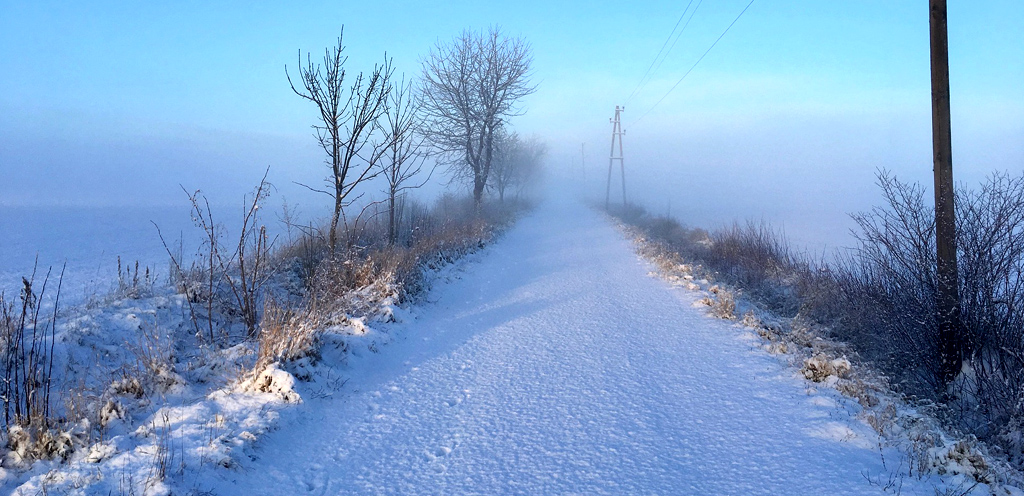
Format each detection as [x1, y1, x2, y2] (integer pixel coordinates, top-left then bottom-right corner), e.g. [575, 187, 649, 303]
[631, 0, 757, 127]
[624, 0, 697, 105]
[631, 0, 704, 104]
[649, 0, 704, 79]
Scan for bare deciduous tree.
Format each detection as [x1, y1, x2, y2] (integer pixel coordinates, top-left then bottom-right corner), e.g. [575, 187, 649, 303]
[489, 129, 516, 203]
[287, 28, 394, 251]
[513, 136, 545, 200]
[489, 131, 545, 202]
[420, 27, 534, 206]
[379, 77, 432, 245]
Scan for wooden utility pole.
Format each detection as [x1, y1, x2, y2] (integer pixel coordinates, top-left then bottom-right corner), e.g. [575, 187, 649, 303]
[605, 106, 626, 209]
[929, 0, 962, 385]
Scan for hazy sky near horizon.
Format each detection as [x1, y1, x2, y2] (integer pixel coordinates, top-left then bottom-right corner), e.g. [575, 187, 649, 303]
[2, 1, 1023, 247]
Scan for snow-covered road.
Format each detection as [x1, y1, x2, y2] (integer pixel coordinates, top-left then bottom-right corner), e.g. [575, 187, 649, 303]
[206, 197, 922, 495]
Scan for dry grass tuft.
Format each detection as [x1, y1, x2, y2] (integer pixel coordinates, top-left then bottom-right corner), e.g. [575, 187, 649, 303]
[801, 353, 852, 382]
[253, 299, 321, 377]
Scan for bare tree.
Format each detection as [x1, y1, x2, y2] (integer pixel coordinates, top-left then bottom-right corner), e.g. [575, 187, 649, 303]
[513, 135, 545, 200]
[379, 77, 432, 245]
[287, 28, 394, 251]
[489, 129, 518, 203]
[489, 131, 545, 202]
[420, 27, 534, 206]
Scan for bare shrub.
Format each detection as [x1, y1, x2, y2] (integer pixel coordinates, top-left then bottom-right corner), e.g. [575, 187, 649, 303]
[863, 402, 898, 435]
[259, 192, 521, 384]
[2, 265, 63, 433]
[839, 171, 1024, 445]
[952, 173, 1024, 440]
[158, 170, 276, 342]
[608, 203, 809, 318]
[0, 264, 92, 464]
[272, 221, 329, 291]
[834, 172, 943, 396]
[708, 223, 795, 288]
[304, 193, 513, 304]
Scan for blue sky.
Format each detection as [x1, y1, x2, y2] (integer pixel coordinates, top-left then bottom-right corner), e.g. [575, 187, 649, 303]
[1, 0, 1022, 247]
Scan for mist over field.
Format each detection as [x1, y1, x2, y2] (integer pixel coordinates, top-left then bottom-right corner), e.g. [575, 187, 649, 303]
[4, 2, 1019, 261]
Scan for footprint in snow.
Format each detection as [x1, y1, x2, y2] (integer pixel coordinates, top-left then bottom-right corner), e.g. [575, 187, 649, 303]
[445, 389, 471, 407]
[303, 464, 329, 494]
[424, 443, 456, 463]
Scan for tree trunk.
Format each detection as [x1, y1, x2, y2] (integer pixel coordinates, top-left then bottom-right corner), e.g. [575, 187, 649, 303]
[388, 192, 397, 245]
[329, 195, 342, 253]
[473, 176, 485, 206]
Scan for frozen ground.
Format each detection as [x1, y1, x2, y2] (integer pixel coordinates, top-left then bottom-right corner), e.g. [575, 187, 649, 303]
[185, 195, 941, 495]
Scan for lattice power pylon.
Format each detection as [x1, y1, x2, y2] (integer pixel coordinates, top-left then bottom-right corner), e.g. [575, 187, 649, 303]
[605, 106, 626, 209]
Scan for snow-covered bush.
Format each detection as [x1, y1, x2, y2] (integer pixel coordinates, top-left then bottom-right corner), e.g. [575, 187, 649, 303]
[4, 423, 86, 465]
[837, 171, 1024, 447]
[127, 320, 182, 395]
[928, 437, 992, 483]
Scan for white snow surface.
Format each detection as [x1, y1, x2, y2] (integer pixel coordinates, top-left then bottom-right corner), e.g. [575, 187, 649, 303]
[190, 196, 942, 495]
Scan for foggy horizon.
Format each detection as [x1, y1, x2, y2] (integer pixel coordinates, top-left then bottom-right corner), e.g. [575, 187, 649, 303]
[3, 2, 1020, 221]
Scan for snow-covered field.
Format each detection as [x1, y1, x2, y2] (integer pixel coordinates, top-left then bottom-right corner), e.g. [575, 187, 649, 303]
[0, 204, 295, 304]
[3, 195, 994, 495]
[0, 205, 197, 302]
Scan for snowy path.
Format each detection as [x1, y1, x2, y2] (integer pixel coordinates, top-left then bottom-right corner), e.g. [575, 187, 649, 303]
[206, 197, 920, 495]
